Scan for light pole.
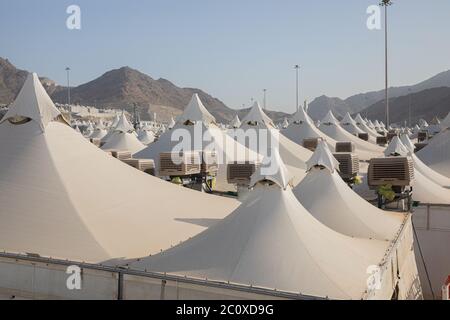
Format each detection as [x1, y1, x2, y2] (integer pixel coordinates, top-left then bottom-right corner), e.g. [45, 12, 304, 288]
[408, 88, 412, 127]
[294, 65, 300, 111]
[380, 0, 393, 127]
[263, 89, 267, 110]
[65, 67, 71, 106]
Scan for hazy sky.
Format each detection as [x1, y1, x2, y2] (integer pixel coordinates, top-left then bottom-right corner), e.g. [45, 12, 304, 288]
[1, 0, 449, 112]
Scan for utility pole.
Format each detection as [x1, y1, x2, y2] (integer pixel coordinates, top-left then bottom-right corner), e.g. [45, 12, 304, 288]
[294, 65, 300, 112]
[408, 88, 412, 127]
[380, 0, 393, 127]
[65, 67, 71, 106]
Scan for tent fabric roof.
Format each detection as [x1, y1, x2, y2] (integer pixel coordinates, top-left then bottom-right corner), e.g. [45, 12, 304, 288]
[101, 131, 146, 154]
[176, 94, 216, 125]
[384, 136, 410, 156]
[0, 120, 239, 263]
[306, 140, 339, 173]
[229, 115, 241, 128]
[114, 113, 135, 133]
[417, 128, 450, 178]
[321, 111, 340, 125]
[250, 150, 292, 189]
[241, 102, 274, 128]
[293, 165, 406, 241]
[125, 180, 390, 300]
[0, 73, 64, 132]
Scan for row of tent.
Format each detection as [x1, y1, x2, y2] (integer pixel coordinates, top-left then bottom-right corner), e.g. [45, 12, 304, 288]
[4, 72, 450, 299]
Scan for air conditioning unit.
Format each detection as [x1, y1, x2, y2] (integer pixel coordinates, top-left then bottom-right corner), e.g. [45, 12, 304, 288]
[368, 157, 414, 189]
[227, 161, 260, 185]
[376, 136, 388, 146]
[358, 133, 369, 141]
[418, 131, 428, 142]
[387, 132, 398, 142]
[335, 142, 355, 153]
[333, 153, 359, 180]
[201, 151, 219, 175]
[122, 158, 155, 175]
[303, 138, 322, 151]
[108, 150, 132, 160]
[414, 143, 428, 153]
[90, 138, 101, 147]
[159, 151, 201, 177]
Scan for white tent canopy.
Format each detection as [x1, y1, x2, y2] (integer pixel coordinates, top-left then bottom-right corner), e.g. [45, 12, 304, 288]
[294, 141, 407, 240]
[238, 103, 313, 185]
[125, 153, 392, 300]
[176, 93, 216, 125]
[135, 95, 262, 191]
[400, 134, 450, 188]
[0, 73, 64, 132]
[340, 112, 365, 136]
[417, 128, 450, 178]
[229, 114, 241, 129]
[319, 111, 384, 160]
[241, 102, 274, 128]
[384, 138, 450, 204]
[0, 74, 239, 263]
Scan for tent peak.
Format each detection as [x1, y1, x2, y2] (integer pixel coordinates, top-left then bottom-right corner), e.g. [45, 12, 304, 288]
[1, 72, 65, 131]
[306, 139, 339, 173]
[177, 94, 216, 125]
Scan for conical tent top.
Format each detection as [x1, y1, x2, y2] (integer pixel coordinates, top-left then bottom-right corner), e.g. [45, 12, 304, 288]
[229, 114, 241, 128]
[306, 139, 340, 173]
[400, 134, 416, 153]
[341, 112, 356, 125]
[384, 136, 409, 157]
[0, 72, 64, 131]
[177, 94, 216, 125]
[241, 101, 274, 128]
[291, 104, 313, 124]
[250, 149, 291, 189]
[114, 112, 134, 133]
[321, 110, 339, 125]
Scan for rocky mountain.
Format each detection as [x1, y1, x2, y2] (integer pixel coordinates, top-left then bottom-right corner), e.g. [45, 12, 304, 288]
[308, 69, 450, 120]
[50, 66, 239, 122]
[357, 87, 450, 125]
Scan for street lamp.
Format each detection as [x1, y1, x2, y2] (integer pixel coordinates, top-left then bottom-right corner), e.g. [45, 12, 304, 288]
[65, 67, 71, 106]
[408, 88, 412, 127]
[380, 0, 393, 127]
[294, 65, 300, 111]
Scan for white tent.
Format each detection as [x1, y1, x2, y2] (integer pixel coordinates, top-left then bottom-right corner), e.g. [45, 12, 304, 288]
[237, 102, 313, 185]
[0, 73, 239, 263]
[319, 111, 383, 160]
[355, 114, 380, 138]
[125, 152, 394, 300]
[101, 113, 146, 154]
[229, 114, 241, 129]
[384, 137, 450, 204]
[293, 140, 407, 240]
[416, 128, 450, 178]
[441, 112, 450, 129]
[168, 117, 176, 129]
[137, 129, 155, 145]
[281, 117, 289, 129]
[340, 112, 365, 136]
[134, 94, 262, 192]
[400, 134, 450, 188]
[89, 120, 108, 140]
